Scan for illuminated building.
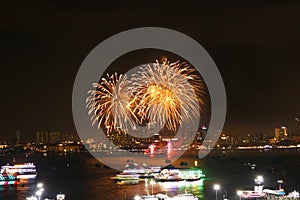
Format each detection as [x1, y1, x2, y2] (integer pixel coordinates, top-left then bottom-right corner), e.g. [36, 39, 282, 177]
[274, 128, 280, 140]
[274, 126, 288, 141]
[49, 131, 61, 144]
[16, 130, 21, 143]
[195, 124, 208, 145]
[36, 131, 48, 144]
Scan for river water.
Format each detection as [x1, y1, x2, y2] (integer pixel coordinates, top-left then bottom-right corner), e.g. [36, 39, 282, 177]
[0, 149, 300, 200]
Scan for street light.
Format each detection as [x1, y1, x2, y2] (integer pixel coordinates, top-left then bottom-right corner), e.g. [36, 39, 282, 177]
[237, 190, 243, 200]
[150, 180, 155, 195]
[213, 184, 220, 200]
[37, 183, 43, 188]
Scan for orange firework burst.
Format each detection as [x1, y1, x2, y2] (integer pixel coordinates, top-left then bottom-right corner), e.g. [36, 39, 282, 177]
[86, 59, 203, 134]
[86, 73, 136, 133]
[131, 60, 202, 131]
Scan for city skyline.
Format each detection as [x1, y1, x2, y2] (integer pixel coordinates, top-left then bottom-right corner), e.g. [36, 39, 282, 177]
[1, 1, 300, 141]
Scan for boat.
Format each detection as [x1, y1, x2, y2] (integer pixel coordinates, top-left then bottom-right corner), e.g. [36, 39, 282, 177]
[173, 193, 199, 200]
[154, 169, 183, 182]
[26, 193, 66, 200]
[116, 179, 139, 185]
[123, 168, 156, 179]
[263, 189, 285, 196]
[154, 168, 205, 182]
[114, 164, 162, 181]
[286, 191, 300, 198]
[111, 173, 140, 181]
[134, 192, 198, 200]
[238, 190, 265, 199]
[123, 163, 161, 178]
[1, 163, 37, 179]
[0, 170, 18, 185]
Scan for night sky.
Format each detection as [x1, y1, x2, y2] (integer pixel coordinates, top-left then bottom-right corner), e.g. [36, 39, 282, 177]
[1, 1, 300, 142]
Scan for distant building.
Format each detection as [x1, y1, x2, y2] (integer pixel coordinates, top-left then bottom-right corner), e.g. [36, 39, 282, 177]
[295, 117, 300, 136]
[36, 131, 49, 144]
[49, 131, 61, 144]
[16, 130, 21, 143]
[195, 125, 208, 144]
[12, 130, 21, 145]
[62, 133, 80, 142]
[274, 128, 281, 140]
[274, 126, 288, 141]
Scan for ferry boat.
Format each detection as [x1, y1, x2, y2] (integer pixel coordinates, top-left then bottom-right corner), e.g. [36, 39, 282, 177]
[154, 169, 182, 182]
[111, 173, 140, 181]
[0, 170, 18, 185]
[155, 168, 205, 182]
[26, 193, 66, 200]
[1, 163, 37, 179]
[124, 162, 161, 172]
[134, 192, 198, 200]
[119, 165, 161, 179]
[238, 190, 265, 199]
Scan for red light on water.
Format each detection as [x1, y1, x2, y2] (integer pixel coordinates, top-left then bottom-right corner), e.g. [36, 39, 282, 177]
[149, 144, 156, 155]
[167, 142, 172, 156]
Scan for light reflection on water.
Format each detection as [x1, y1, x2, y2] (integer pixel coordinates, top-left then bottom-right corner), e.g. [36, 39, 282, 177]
[112, 178, 205, 199]
[0, 179, 36, 200]
[156, 180, 205, 199]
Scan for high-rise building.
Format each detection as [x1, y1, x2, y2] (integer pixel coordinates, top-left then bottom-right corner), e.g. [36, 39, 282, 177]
[295, 118, 300, 136]
[36, 131, 49, 144]
[49, 131, 61, 144]
[16, 130, 21, 143]
[195, 124, 208, 144]
[274, 126, 288, 141]
[274, 128, 280, 140]
[281, 126, 288, 138]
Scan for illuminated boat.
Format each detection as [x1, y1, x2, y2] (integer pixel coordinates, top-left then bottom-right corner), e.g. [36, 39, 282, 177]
[0, 171, 18, 186]
[135, 192, 198, 200]
[286, 191, 300, 198]
[122, 168, 157, 179]
[122, 165, 161, 179]
[180, 168, 205, 181]
[1, 163, 37, 179]
[263, 189, 285, 196]
[155, 168, 205, 182]
[26, 193, 66, 200]
[154, 169, 183, 182]
[238, 190, 265, 199]
[172, 193, 199, 200]
[111, 173, 140, 181]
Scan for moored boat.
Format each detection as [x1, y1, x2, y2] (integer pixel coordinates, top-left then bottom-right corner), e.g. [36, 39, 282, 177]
[1, 163, 37, 179]
[134, 192, 198, 200]
[155, 168, 205, 182]
[0, 170, 18, 185]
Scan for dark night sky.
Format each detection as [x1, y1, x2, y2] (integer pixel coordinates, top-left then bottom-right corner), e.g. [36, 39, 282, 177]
[1, 1, 300, 142]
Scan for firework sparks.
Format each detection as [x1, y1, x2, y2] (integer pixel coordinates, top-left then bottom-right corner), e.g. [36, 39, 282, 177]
[86, 59, 203, 135]
[131, 60, 202, 131]
[86, 73, 136, 133]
